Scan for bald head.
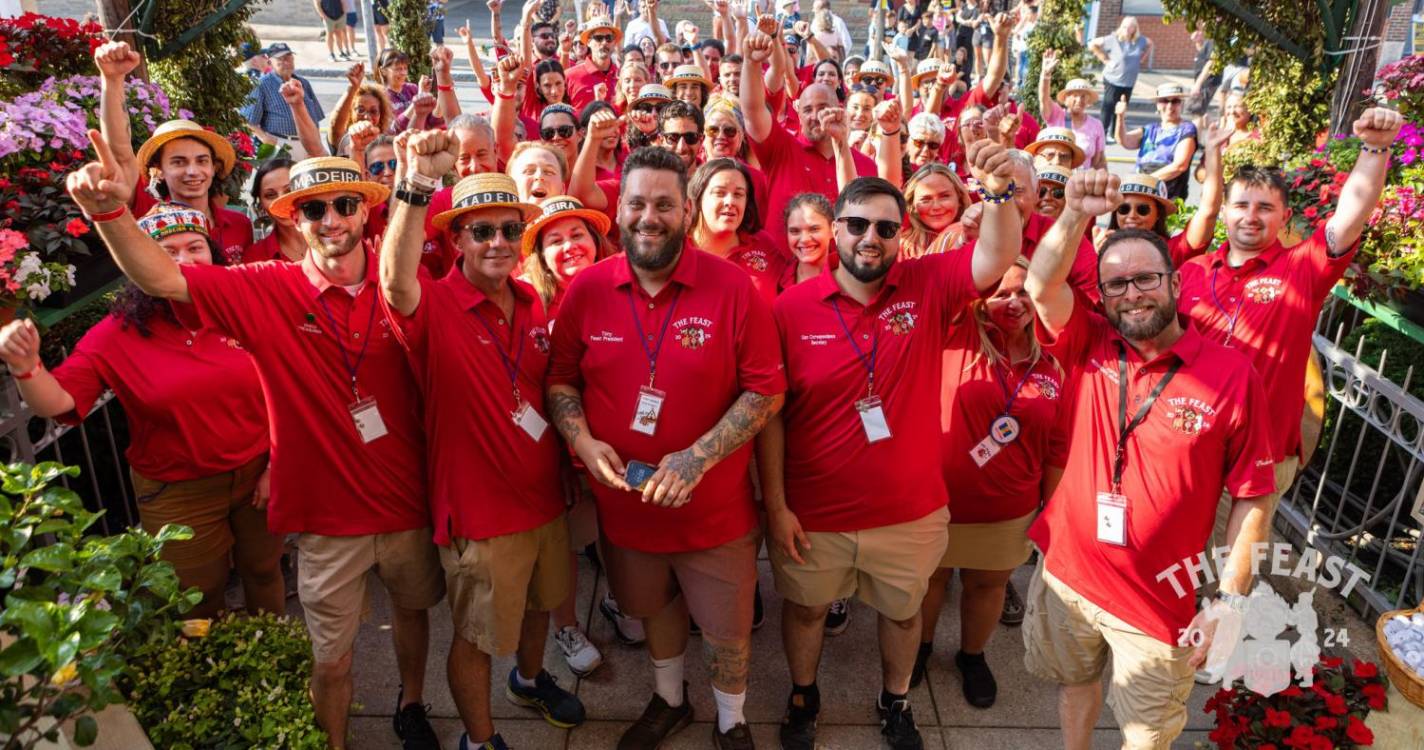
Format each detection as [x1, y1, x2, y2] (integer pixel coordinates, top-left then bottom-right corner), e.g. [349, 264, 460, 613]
[797, 83, 838, 142]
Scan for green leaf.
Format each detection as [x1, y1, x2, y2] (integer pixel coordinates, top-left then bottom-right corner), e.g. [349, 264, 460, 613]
[154, 524, 195, 544]
[72, 714, 98, 746]
[21, 542, 74, 572]
[0, 638, 44, 677]
[83, 567, 122, 593]
[0, 598, 55, 640]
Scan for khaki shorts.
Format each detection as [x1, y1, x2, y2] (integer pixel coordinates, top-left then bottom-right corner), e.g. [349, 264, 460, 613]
[322, 14, 344, 33]
[295, 528, 444, 664]
[603, 529, 759, 642]
[1022, 563, 1195, 750]
[441, 515, 571, 656]
[566, 479, 599, 550]
[132, 455, 273, 569]
[940, 511, 1035, 571]
[770, 506, 949, 622]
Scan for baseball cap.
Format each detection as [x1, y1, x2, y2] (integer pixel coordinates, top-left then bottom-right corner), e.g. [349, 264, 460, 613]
[266, 42, 294, 58]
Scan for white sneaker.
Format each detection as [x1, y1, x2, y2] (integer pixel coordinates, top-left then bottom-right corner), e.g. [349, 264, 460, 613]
[599, 593, 646, 646]
[554, 626, 603, 677]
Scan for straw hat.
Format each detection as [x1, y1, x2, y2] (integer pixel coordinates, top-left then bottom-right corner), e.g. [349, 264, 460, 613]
[1025, 127, 1086, 168]
[137, 202, 212, 241]
[135, 119, 237, 178]
[1055, 78, 1099, 105]
[851, 59, 895, 86]
[666, 64, 712, 93]
[522, 195, 612, 257]
[431, 173, 540, 232]
[1118, 173, 1177, 214]
[579, 17, 622, 46]
[268, 156, 391, 220]
[910, 59, 941, 88]
[1151, 82, 1188, 101]
[631, 83, 674, 109]
[1036, 164, 1071, 186]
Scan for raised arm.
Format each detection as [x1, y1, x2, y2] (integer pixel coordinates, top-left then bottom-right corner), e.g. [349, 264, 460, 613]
[518, 0, 539, 60]
[1114, 95, 1142, 149]
[281, 79, 330, 158]
[740, 28, 775, 142]
[458, 20, 494, 91]
[1325, 107, 1404, 255]
[490, 0, 509, 48]
[1025, 169, 1121, 335]
[647, 0, 667, 46]
[978, 12, 1012, 100]
[93, 41, 142, 190]
[824, 108, 857, 192]
[1036, 48, 1059, 124]
[380, 131, 458, 316]
[491, 53, 526, 162]
[0, 320, 77, 417]
[643, 389, 784, 506]
[571, 108, 618, 210]
[873, 98, 903, 187]
[432, 45, 462, 120]
[964, 139, 1022, 290]
[1180, 119, 1230, 256]
[329, 63, 366, 151]
[881, 41, 915, 111]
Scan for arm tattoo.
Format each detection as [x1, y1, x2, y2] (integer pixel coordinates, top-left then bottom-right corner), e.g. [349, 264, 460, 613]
[703, 639, 751, 689]
[1325, 226, 1343, 257]
[547, 390, 587, 444]
[664, 449, 706, 485]
[691, 391, 783, 466]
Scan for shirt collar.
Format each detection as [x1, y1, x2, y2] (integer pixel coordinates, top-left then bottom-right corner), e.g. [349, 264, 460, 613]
[300, 248, 378, 299]
[443, 259, 533, 311]
[813, 257, 903, 305]
[612, 241, 701, 293]
[1207, 238, 1287, 274]
[1115, 314, 1206, 368]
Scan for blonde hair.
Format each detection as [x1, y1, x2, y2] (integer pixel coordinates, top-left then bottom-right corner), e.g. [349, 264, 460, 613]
[523, 216, 616, 309]
[968, 256, 1061, 377]
[902, 164, 971, 259]
[506, 141, 570, 184]
[352, 82, 396, 133]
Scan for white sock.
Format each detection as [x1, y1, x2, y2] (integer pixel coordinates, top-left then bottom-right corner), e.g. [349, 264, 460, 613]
[712, 686, 747, 733]
[514, 669, 537, 689]
[651, 653, 685, 707]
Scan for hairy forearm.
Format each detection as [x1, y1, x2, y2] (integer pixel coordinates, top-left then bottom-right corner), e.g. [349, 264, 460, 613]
[688, 390, 783, 469]
[378, 198, 426, 315]
[1327, 149, 1391, 254]
[548, 385, 592, 445]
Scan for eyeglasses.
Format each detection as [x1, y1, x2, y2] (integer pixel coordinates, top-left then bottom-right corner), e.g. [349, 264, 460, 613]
[1100, 272, 1166, 298]
[590, 33, 614, 43]
[705, 125, 740, 139]
[910, 138, 942, 151]
[850, 83, 881, 95]
[367, 159, 399, 176]
[541, 125, 576, 140]
[661, 130, 700, 146]
[1038, 185, 1065, 200]
[1116, 202, 1155, 217]
[460, 221, 527, 243]
[297, 196, 363, 221]
[836, 216, 900, 239]
[658, 60, 678, 69]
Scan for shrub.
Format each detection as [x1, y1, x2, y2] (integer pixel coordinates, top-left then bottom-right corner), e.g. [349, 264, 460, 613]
[144, 0, 268, 135]
[386, 0, 433, 81]
[1022, 0, 1090, 117]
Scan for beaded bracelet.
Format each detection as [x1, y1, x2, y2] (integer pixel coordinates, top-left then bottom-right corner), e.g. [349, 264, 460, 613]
[977, 181, 1017, 205]
[86, 205, 127, 223]
[1359, 144, 1390, 155]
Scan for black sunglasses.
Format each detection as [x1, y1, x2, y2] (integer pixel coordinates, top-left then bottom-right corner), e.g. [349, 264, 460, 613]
[658, 60, 678, 69]
[705, 124, 740, 139]
[1116, 203, 1155, 217]
[297, 196, 363, 221]
[460, 221, 527, 243]
[1100, 271, 1166, 298]
[590, 33, 615, 43]
[1038, 185, 1065, 200]
[633, 102, 665, 113]
[850, 83, 881, 95]
[661, 130, 699, 146]
[367, 158, 399, 176]
[836, 216, 900, 239]
[541, 125, 576, 140]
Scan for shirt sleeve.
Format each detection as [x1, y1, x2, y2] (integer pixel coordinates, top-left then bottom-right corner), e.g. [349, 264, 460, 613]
[749, 117, 795, 163]
[48, 320, 113, 424]
[176, 263, 268, 348]
[382, 275, 436, 355]
[305, 79, 325, 122]
[547, 274, 589, 389]
[733, 280, 788, 397]
[1223, 364, 1280, 499]
[923, 243, 982, 320]
[239, 85, 263, 126]
[1035, 290, 1104, 369]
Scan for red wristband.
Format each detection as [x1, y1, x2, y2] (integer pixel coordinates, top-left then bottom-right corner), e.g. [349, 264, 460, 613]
[495, 90, 515, 100]
[86, 205, 127, 223]
[437, 83, 453, 91]
[12, 362, 42, 381]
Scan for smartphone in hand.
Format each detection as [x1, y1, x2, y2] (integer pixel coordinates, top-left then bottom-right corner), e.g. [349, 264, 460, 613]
[625, 460, 658, 490]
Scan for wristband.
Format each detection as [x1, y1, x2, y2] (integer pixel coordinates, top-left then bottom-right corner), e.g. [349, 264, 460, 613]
[11, 362, 42, 381]
[977, 180, 1017, 204]
[405, 172, 441, 193]
[495, 90, 516, 100]
[1359, 143, 1390, 155]
[437, 83, 454, 91]
[394, 185, 434, 207]
[85, 205, 127, 223]
[881, 128, 900, 136]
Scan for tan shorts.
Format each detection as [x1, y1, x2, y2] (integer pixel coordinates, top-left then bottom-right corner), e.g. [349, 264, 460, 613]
[441, 515, 571, 656]
[1022, 563, 1195, 750]
[322, 14, 344, 33]
[295, 528, 445, 663]
[132, 455, 274, 569]
[603, 529, 759, 642]
[566, 479, 599, 550]
[940, 511, 1035, 571]
[770, 506, 949, 622]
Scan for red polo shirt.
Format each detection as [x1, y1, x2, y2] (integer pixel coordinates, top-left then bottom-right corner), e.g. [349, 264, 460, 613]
[52, 312, 267, 483]
[176, 251, 428, 536]
[566, 59, 619, 112]
[750, 119, 876, 251]
[1027, 304, 1277, 644]
[1177, 226, 1354, 462]
[420, 186, 458, 278]
[385, 263, 565, 545]
[939, 320, 1069, 524]
[1167, 229, 1208, 268]
[133, 185, 252, 265]
[774, 249, 980, 532]
[547, 249, 786, 553]
[722, 230, 787, 304]
[1022, 211, 1100, 303]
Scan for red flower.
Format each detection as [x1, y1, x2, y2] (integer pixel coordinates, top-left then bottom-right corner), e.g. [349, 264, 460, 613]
[1285, 725, 1318, 748]
[63, 218, 88, 237]
[1310, 158, 1325, 168]
[1353, 660, 1378, 679]
[1363, 682, 1386, 710]
[1313, 716, 1338, 730]
[49, 161, 67, 172]
[1280, 685, 1304, 698]
[1265, 707, 1293, 728]
[1321, 655, 1344, 668]
[1304, 206, 1319, 219]
[1345, 714, 1374, 744]
[1325, 693, 1348, 715]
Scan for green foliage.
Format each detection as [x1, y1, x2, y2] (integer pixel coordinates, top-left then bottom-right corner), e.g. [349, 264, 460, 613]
[1164, 197, 1228, 249]
[386, 0, 433, 81]
[1022, 0, 1090, 116]
[0, 462, 199, 750]
[126, 613, 328, 750]
[145, 0, 270, 135]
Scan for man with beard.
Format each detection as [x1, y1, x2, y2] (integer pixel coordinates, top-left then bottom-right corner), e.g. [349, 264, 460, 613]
[380, 133, 585, 750]
[763, 139, 1020, 750]
[68, 140, 444, 750]
[528, 20, 561, 63]
[567, 17, 622, 111]
[547, 147, 786, 750]
[1021, 170, 1277, 750]
[421, 114, 500, 277]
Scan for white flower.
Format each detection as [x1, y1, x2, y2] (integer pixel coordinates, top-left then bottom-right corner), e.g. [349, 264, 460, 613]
[26, 280, 51, 301]
[63, 265, 76, 287]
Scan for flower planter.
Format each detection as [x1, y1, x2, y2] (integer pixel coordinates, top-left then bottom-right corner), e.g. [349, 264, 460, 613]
[1390, 289, 1424, 329]
[36, 237, 122, 311]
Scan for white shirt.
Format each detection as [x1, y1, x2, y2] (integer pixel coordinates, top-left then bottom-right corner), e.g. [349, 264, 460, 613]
[624, 16, 670, 47]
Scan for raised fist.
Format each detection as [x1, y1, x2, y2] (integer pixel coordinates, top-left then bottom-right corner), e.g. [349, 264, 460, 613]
[0, 319, 42, 376]
[458, 19, 473, 42]
[346, 61, 366, 88]
[280, 78, 306, 107]
[431, 45, 455, 72]
[993, 12, 1013, 36]
[588, 107, 622, 137]
[94, 41, 142, 81]
[1064, 169, 1124, 217]
[487, 0, 504, 11]
[755, 14, 780, 37]
[496, 52, 525, 94]
[1041, 48, 1058, 73]
[1203, 118, 1232, 152]
[744, 31, 774, 63]
[411, 91, 438, 118]
[818, 107, 848, 143]
[793, 20, 810, 38]
[1114, 95, 1128, 116]
[936, 62, 957, 86]
[593, 81, 610, 102]
[349, 120, 379, 152]
[1353, 106, 1404, 149]
[405, 129, 460, 180]
[873, 98, 902, 133]
[965, 138, 1013, 195]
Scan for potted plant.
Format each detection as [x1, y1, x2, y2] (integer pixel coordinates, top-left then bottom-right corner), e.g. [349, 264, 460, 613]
[0, 14, 104, 99]
[1202, 656, 1387, 749]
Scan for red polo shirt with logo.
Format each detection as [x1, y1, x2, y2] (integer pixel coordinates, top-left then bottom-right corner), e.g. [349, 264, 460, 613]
[566, 59, 619, 112]
[939, 320, 1069, 524]
[774, 249, 979, 532]
[547, 249, 786, 553]
[750, 119, 876, 251]
[724, 230, 787, 304]
[52, 312, 268, 483]
[1177, 226, 1355, 462]
[176, 252, 428, 536]
[385, 263, 565, 545]
[1027, 303, 1277, 644]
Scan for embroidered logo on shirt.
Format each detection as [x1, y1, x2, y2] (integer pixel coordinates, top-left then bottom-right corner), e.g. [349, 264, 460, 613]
[739, 250, 770, 273]
[674, 317, 714, 349]
[799, 333, 838, 346]
[1165, 397, 1218, 436]
[221, 336, 246, 351]
[530, 327, 551, 354]
[589, 330, 625, 343]
[879, 301, 919, 335]
[1243, 277, 1284, 304]
[1030, 373, 1060, 400]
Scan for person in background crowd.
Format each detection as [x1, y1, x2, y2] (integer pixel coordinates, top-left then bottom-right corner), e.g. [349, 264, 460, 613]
[1221, 92, 1260, 151]
[1025, 126, 1086, 172]
[688, 158, 783, 302]
[329, 63, 397, 154]
[540, 103, 585, 176]
[239, 42, 325, 159]
[623, 0, 670, 50]
[808, 58, 848, 102]
[314, 0, 350, 62]
[904, 112, 946, 176]
[246, 158, 307, 263]
[715, 53, 743, 99]
[1089, 15, 1152, 138]
[580, 100, 626, 180]
[779, 192, 835, 291]
[373, 0, 391, 50]
[901, 162, 970, 258]
[1185, 26, 1220, 120]
[239, 41, 269, 84]
[616, 60, 653, 114]
[653, 100, 702, 170]
[1103, 120, 1230, 266]
[1036, 51, 1106, 169]
[532, 59, 572, 120]
[1011, 0, 1037, 85]
[1033, 164, 1069, 219]
[700, 98, 772, 220]
[1116, 83, 1197, 201]
[341, 0, 360, 60]
[626, 83, 672, 150]
[567, 16, 622, 110]
[0, 203, 282, 621]
[667, 64, 713, 108]
[379, 49, 421, 112]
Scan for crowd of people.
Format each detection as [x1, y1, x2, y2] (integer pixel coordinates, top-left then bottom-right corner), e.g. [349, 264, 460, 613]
[0, 0, 1406, 748]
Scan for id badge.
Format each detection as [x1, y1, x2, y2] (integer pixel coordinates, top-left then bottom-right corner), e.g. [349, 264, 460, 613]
[349, 397, 389, 443]
[855, 396, 892, 443]
[512, 401, 549, 441]
[631, 385, 666, 436]
[1095, 492, 1128, 547]
[969, 435, 1001, 467]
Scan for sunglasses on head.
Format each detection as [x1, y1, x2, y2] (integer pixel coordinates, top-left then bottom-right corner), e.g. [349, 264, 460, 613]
[541, 124, 576, 140]
[1116, 202, 1155, 217]
[590, 33, 614, 43]
[460, 220, 527, 243]
[367, 159, 399, 176]
[297, 195, 363, 222]
[1038, 185, 1065, 200]
[661, 130, 700, 146]
[836, 216, 900, 239]
[705, 124, 740, 139]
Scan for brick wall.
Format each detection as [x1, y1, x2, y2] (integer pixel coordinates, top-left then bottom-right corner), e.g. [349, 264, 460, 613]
[1094, 0, 1198, 71]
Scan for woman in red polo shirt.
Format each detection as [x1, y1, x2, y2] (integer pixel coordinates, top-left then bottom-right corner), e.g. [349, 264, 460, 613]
[912, 257, 1069, 708]
[688, 159, 784, 303]
[778, 192, 835, 291]
[244, 158, 305, 264]
[902, 163, 971, 259]
[0, 204, 281, 619]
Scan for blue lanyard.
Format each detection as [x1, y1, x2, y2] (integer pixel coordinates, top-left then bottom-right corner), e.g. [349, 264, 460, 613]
[993, 359, 1036, 418]
[1209, 265, 1245, 346]
[830, 299, 879, 397]
[469, 302, 527, 407]
[624, 287, 682, 387]
[315, 290, 379, 400]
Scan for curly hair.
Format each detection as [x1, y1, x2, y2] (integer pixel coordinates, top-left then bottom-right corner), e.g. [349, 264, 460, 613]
[110, 235, 228, 338]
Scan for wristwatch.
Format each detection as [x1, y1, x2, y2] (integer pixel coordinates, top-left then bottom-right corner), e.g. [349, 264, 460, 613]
[1216, 591, 1248, 614]
[394, 182, 433, 206]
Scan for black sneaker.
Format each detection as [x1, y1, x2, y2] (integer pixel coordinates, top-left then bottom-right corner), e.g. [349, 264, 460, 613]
[617, 684, 693, 749]
[505, 668, 586, 728]
[393, 686, 441, 750]
[909, 642, 932, 689]
[999, 580, 1025, 626]
[955, 650, 997, 708]
[713, 722, 756, 749]
[876, 697, 924, 750]
[824, 598, 850, 636]
[779, 696, 818, 750]
[752, 583, 765, 631]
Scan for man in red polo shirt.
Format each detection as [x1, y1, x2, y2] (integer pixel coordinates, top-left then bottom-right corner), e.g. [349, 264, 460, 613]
[1176, 108, 1403, 538]
[1022, 170, 1278, 750]
[547, 147, 785, 750]
[566, 17, 621, 111]
[67, 140, 444, 750]
[764, 139, 1020, 750]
